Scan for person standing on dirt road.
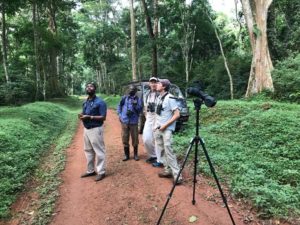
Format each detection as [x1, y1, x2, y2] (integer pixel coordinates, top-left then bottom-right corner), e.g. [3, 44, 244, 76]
[154, 79, 183, 185]
[142, 77, 163, 167]
[117, 85, 143, 161]
[78, 82, 107, 182]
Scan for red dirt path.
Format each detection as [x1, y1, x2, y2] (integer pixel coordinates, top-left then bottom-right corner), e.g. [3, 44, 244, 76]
[49, 109, 259, 225]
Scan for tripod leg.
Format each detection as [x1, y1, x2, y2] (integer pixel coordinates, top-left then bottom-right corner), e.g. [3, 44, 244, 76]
[192, 137, 199, 205]
[199, 138, 236, 225]
[157, 137, 196, 225]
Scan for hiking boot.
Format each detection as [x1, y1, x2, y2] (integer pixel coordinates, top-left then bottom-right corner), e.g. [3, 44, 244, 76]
[152, 161, 164, 167]
[158, 171, 173, 178]
[80, 171, 96, 178]
[95, 174, 106, 182]
[123, 147, 130, 161]
[146, 157, 157, 163]
[134, 147, 139, 161]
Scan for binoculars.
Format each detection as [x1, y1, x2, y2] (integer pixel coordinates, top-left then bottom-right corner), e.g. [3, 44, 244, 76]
[156, 103, 163, 115]
[147, 102, 155, 113]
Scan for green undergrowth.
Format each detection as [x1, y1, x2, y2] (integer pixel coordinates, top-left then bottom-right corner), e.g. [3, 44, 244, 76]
[174, 100, 300, 220]
[99, 94, 121, 109]
[0, 97, 81, 219]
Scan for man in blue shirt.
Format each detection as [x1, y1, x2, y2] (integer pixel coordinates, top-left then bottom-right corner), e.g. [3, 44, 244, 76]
[154, 79, 183, 185]
[117, 85, 143, 161]
[78, 82, 107, 182]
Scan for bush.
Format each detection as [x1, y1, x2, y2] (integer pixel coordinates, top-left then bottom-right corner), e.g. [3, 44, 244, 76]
[0, 101, 79, 218]
[173, 100, 300, 220]
[0, 77, 35, 105]
[272, 53, 300, 103]
[191, 53, 251, 100]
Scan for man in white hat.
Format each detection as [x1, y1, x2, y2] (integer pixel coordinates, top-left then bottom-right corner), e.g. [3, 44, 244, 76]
[143, 77, 163, 166]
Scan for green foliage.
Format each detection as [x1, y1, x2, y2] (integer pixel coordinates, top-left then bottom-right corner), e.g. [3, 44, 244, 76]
[99, 94, 121, 110]
[0, 77, 35, 105]
[174, 100, 300, 219]
[0, 98, 81, 218]
[272, 53, 300, 103]
[31, 104, 79, 224]
[268, 0, 300, 60]
[191, 53, 251, 99]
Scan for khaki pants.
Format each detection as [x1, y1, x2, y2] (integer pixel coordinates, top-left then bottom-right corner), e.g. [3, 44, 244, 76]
[154, 129, 181, 180]
[121, 123, 139, 148]
[84, 126, 106, 175]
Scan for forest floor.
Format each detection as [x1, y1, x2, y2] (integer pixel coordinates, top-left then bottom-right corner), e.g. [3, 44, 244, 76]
[2, 109, 265, 225]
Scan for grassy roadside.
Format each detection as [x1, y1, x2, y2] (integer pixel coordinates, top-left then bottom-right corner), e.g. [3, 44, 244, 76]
[0, 97, 81, 220]
[31, 104, 79, 225]
[174, 100, 300, 222]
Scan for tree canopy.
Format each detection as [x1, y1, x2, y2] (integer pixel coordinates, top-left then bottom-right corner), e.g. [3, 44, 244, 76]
[0, 0, 299, 105]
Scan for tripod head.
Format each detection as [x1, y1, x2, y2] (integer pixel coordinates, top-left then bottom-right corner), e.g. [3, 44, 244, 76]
[193, 98, 203, 111]
[187, 81, 217, 108]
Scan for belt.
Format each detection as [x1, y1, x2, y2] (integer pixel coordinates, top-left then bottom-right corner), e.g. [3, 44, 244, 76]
[85, 125, 101, 129]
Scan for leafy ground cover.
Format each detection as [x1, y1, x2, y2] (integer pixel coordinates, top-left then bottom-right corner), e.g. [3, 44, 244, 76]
[0, 97, 81, 218]
[99, 94, 121, 110]
[174, 100, 300, 221]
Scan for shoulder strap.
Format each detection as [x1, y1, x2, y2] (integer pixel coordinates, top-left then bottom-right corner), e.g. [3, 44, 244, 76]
[120, 96, 127, 106]
[160, 92, 169, 103]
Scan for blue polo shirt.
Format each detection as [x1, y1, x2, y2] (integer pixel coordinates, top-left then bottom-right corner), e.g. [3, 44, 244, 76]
[82, 96, 107, 129]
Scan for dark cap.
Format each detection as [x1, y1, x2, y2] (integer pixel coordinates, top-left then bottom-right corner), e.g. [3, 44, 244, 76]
[128, 85, 137, 91]
[149, 77, 158, 82]
[158, 79, 171, 88]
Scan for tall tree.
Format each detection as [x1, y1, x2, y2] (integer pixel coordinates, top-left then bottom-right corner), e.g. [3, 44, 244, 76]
[32, 0, 41, 100]
[47, 0, 61, 97]
[240, 0, 274, 97]
[141, 0, 158, 76]
[206, 12, 234, 99]
[129, 0, 137, 81]
[0, 2, 9, 83]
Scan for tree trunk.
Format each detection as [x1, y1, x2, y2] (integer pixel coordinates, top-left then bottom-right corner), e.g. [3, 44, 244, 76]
[141, 0, 158, 76]
[241, 0, 274, 97]
[129, 0, 137, 81]
[1, 4, 9, 83]
[33, 0, 41, 100]
[180, 5, 196, 97]
[47, 0, 61, 97]
[206, 13, 234, 99]
[96, 69, 101, 93]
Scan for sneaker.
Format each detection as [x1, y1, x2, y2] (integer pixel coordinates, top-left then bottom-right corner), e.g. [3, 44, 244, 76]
[173, 178, 183, 185]
[80, 171, 96, 178]
[146, 157, 157, 163]
[158, 171, 173, 178]
[95, 173, 106, 182]
[152, 161, 164, 167]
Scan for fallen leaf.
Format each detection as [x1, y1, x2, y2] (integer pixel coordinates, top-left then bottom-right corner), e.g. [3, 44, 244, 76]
[189, 215, 198, 223]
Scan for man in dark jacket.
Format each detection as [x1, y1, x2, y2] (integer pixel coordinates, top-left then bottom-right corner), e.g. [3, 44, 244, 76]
[117, 85, 142, 161]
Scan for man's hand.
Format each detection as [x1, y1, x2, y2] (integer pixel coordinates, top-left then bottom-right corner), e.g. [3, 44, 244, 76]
[79, 114, 91, 121]
[159, 125, 167, 131]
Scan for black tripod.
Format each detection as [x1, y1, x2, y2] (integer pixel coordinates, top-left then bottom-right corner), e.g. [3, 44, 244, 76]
[157, 98, 236, 225]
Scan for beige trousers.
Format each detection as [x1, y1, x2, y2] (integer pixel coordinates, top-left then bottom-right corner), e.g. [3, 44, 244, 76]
[83, 126, 106, 175]
[154, 129, 181, 180]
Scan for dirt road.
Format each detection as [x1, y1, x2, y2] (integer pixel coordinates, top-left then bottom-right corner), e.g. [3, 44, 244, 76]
[49, 109, 255, 225]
